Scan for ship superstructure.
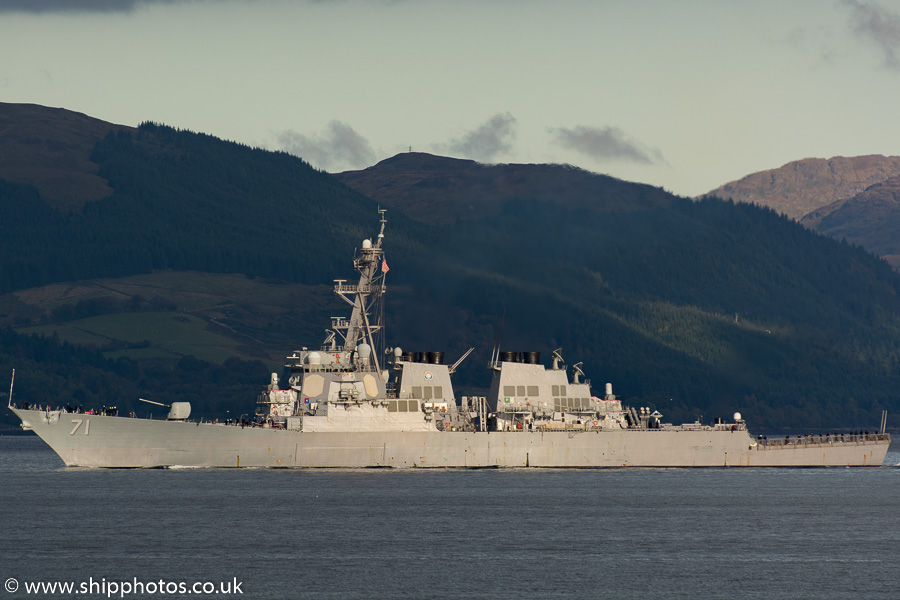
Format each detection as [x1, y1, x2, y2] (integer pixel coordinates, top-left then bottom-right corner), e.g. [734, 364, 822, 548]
[7, 211, 891, 468]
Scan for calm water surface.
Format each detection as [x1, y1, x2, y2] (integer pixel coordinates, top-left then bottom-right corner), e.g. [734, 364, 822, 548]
[1, 435, 899, 600]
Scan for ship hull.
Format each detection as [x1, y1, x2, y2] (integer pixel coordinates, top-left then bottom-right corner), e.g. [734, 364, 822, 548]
[12, 409, 889, 468]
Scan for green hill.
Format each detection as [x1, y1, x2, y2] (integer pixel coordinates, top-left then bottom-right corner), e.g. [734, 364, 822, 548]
[0, 122, 416, 293]
[2, 104, 900, 432]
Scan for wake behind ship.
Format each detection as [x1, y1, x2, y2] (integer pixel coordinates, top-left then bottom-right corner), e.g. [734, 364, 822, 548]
[7, 211, 891, 468]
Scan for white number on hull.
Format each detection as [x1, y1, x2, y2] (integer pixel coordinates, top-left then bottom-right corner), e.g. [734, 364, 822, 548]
[69, 419, 90, 435]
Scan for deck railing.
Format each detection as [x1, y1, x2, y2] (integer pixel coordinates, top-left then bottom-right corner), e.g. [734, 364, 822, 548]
[755, 433, 891, 447]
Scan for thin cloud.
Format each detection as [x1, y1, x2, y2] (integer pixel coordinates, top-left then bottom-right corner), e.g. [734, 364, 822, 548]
[439, 112, 517, 162]
[0, 0, 196, 12]
[0, 0, 394, 11]
[277, 120, 376, 172]
[843, 0, 900, 70]
[550, 125, 664, 165]
[784, 25, 839, 67]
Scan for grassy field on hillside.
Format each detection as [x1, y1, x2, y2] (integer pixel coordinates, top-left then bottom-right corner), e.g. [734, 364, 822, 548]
[18, 312, 242, 363]
[3, 271, 334, 367]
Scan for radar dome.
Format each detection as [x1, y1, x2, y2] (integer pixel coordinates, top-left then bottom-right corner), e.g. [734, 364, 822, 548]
[733, 412, 742, 422]
[307, 352, 322, 366]
[362, 239, 372, 249]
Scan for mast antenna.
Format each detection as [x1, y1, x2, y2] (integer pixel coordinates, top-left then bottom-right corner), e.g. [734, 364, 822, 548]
[376, 208, 387, 247]
[7, 369, 14, 408]
[491, 307, 505, 367]
[449, 347, 475, 375]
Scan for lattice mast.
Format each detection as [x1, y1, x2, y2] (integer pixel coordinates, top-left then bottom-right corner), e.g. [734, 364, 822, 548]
[332, 210, 388, 376]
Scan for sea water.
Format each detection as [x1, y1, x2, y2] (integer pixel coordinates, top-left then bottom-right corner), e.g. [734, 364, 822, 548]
[1, 435, 899, 600]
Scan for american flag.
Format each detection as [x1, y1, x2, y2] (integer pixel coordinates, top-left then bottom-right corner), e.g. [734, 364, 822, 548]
[381, 259, 390, 273]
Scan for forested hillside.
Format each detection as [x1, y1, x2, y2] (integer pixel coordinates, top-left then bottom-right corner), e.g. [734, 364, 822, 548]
[0, 123, 426, 293]
[3, 111, 900, 432]
[387, 194, 900, 430]
[702, 154, 900, 269]
[801, 175, 900, 268]
[341, 154, 900, 430]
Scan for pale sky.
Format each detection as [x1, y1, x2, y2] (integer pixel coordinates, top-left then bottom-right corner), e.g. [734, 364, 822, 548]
[2, 0, 900, 197]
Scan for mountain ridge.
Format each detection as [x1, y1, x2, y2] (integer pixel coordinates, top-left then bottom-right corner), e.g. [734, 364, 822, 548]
[2, 102, 900, 431]
[335, 152, 673, 224]
[703, 155, 900, 221]
[703, 154, 900, 269]
[0, 102, 133, 211]
[801, 174, 900, 268]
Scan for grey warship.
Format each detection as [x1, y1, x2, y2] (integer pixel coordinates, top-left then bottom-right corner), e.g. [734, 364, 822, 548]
[7, 211, 891, 467]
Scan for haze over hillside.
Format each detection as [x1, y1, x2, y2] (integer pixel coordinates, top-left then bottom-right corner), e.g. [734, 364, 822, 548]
[3, 102, 900, 432]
